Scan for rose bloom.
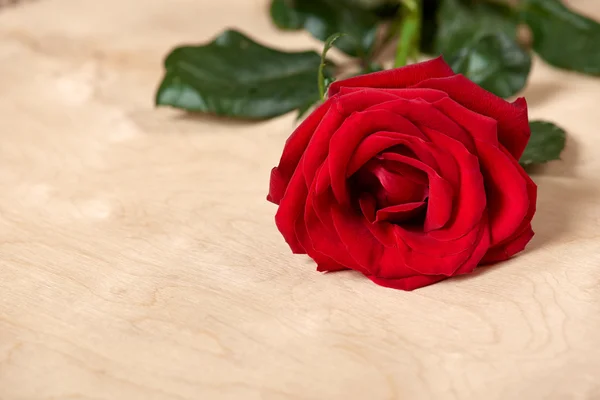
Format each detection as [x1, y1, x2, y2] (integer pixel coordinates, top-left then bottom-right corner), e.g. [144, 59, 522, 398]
[268, 58, 536, 291]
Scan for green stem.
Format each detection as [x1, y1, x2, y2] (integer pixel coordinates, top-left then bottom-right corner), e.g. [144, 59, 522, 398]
[318, 33, 345, 101]
[318, 59, 326, 100]
[394, 0, 422, 68]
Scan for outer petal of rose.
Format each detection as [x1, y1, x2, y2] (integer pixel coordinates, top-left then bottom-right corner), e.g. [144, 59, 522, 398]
[368, 220, 489, 290]
[391, 226, 483, 275]
[475, 140, 530, 245]
[328, 56, 455, 96]
[305, 174, 366, 273]
[301, 107, 345, 184]
[303, 205, 358, 271]
[303, 179, 368, 274]
[293, 213, 348, 273]
[268, 98, 334, 204]
[415, 74, 530, 159]
[366, 274, 447, 291]
[314, 168, 395, 264]
[452, 214, 491, 275]
[336, 87, 450, 103]
[316, 261, 349, 272]
[329, 204, 385, 276]
[300, 208, 352, 273]
[329, 201, 430, 278]
[494, 147, 537, 245]
[268, 167, 287, 205]
[482, 150, 536, 261]
[390, 215, 488, 277]
[275, 169, 309, 253]
[394, 222, 481, 258]
[482, 225, 534, 263]
[513, 97, 528, 112]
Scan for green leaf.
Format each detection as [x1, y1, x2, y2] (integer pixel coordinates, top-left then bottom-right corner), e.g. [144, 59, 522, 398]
[450, 32, 531, 98]
[435, 0, 530, 97]
[319, 33, 345, 100]
[521, 0, 600, 74]
[155, 30, 325, 119]
[520, 121, 567, 166]
[435, 0, 519, 57]
[395, 0, 421, 67]
[345, 0, 392, 9]
[269, 0, 379, 58]
[270, 0, 305, 30]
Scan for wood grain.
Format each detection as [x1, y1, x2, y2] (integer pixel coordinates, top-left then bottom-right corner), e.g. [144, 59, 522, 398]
[1, 1, 600, 399]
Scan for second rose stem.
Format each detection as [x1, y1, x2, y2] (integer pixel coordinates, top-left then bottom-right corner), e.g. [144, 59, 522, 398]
[394, 0, 422, 68]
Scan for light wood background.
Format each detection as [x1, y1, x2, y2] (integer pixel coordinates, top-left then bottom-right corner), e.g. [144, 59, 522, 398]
[1, 1, 600, 399]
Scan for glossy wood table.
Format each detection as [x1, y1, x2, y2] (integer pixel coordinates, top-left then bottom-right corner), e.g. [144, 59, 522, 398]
[1, 0, 599, 399]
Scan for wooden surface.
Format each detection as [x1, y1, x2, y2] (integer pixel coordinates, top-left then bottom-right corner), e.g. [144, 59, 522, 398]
[1, 1, 600, 399]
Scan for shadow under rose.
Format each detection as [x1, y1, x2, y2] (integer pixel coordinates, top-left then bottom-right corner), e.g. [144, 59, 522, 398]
[527, 176, 597, 250]
[525, 136, 592, 249]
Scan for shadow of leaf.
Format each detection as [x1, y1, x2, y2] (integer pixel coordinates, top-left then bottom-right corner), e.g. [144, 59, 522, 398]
[529, 177, 599, 250]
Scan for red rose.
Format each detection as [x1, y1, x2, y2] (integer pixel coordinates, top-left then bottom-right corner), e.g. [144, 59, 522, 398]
[267, 57, 537, 291]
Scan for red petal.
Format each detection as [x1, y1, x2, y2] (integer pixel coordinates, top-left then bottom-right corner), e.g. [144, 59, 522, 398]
[348, 132, 439, 176]
[317, 261, 348, 272]
[433, 96, 499, 146]
[275, 169, 308, 254]
[421, 129, 487, 240]
[415, 74, 530, 159]
[375, 202, 427, 223]
[368, 97, 478, 154]
[336, 87, 449, 103]
[367, 274, 447, 291]
[328, 57, 455, 96]
[358, 158, 429, 207]
[475, 141, 530, 245]
[305, 168, 365, 272]
[268, 98, 334, 204]
[379, 152, 454, 232]
[482, 225, 534, 263]
[358, 195, 397, 246]
[327, 109, 425, 205]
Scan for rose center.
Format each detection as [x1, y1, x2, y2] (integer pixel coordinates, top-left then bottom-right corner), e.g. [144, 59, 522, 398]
[351, 152, 429, 227]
